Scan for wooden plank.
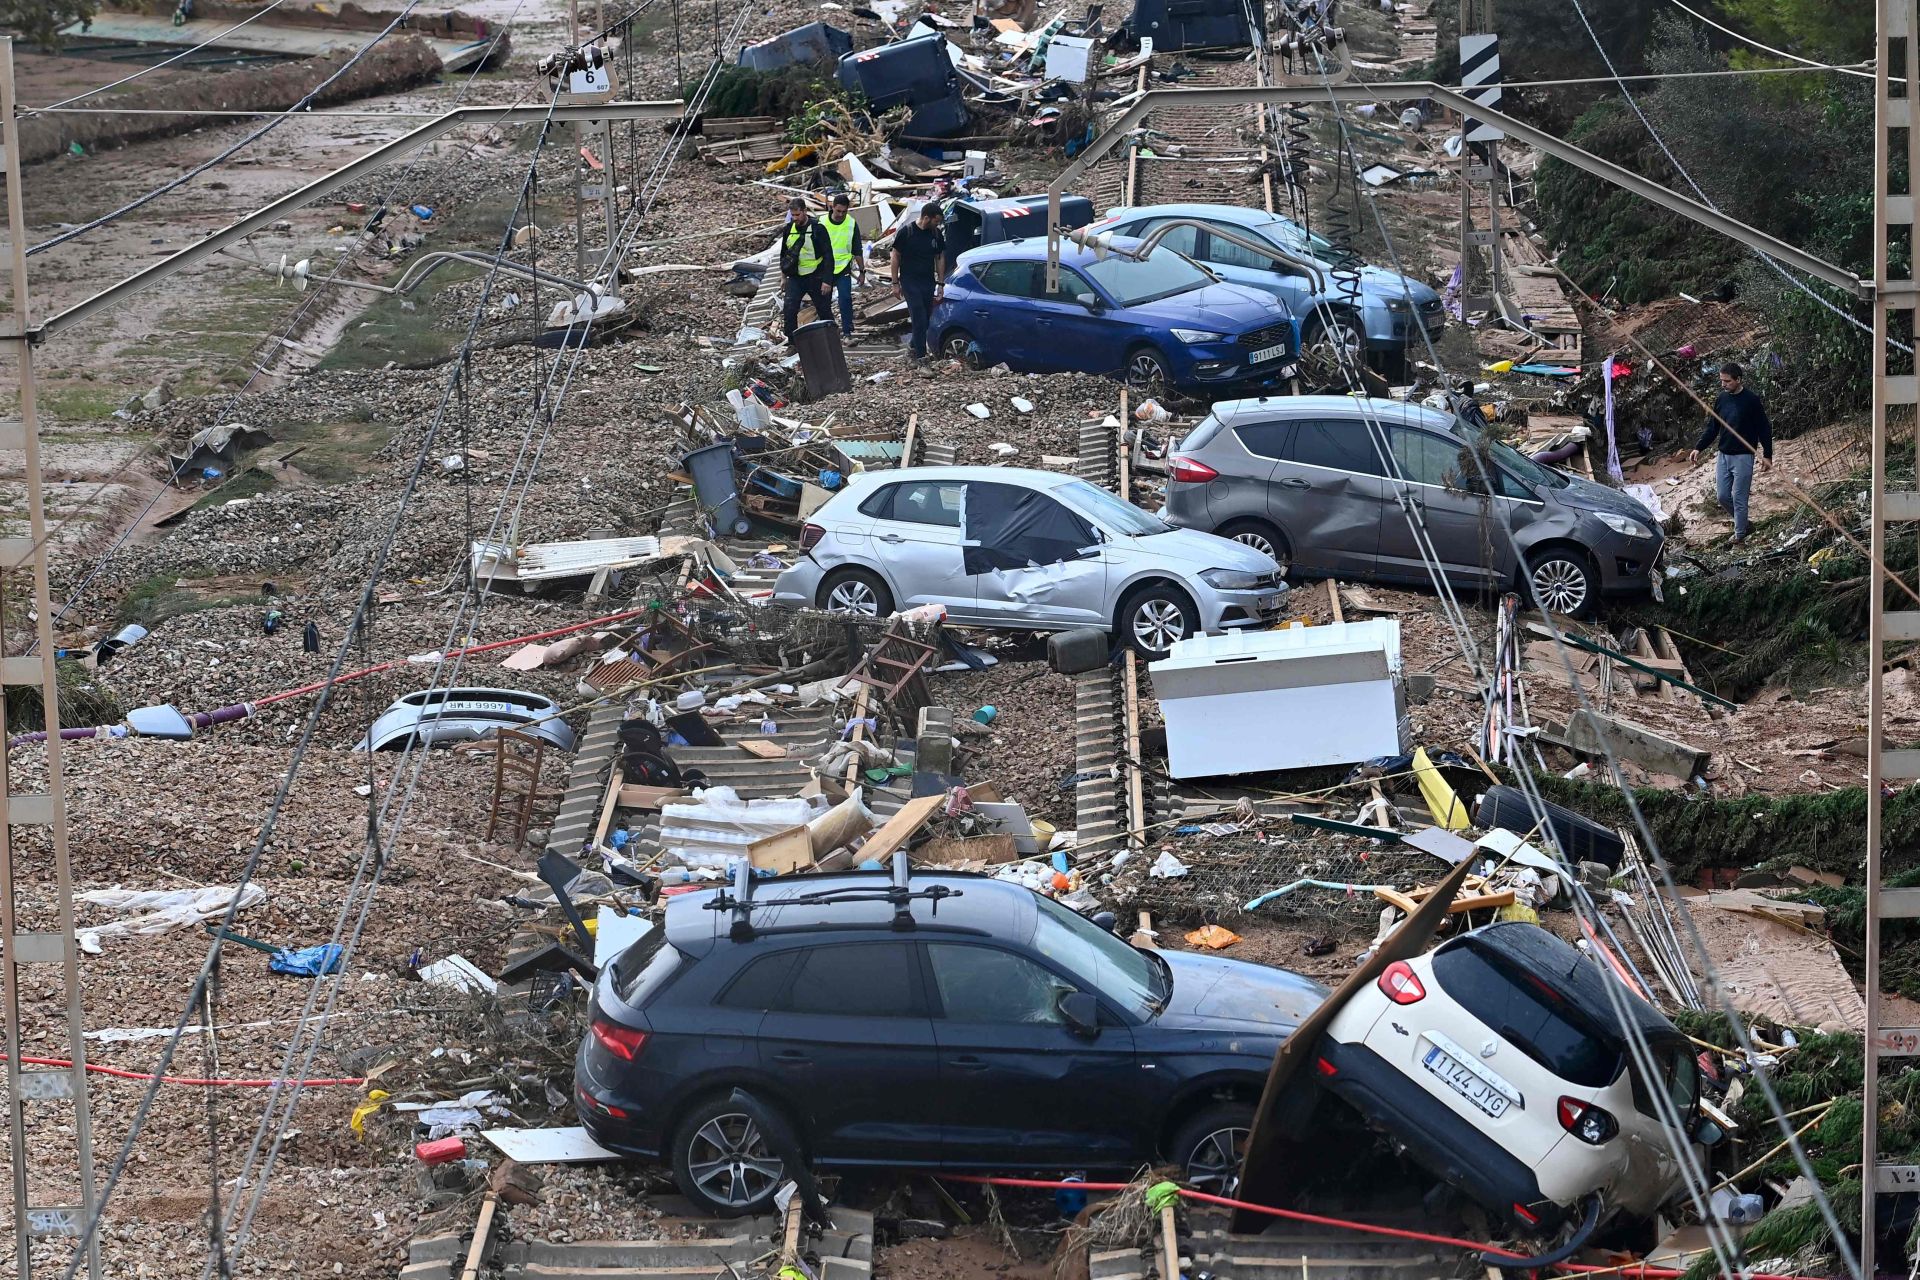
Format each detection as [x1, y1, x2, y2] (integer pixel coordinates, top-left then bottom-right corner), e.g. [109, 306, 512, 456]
[900, 411, 917, 469]
[1376, 886, 1516, 915]
[737, 739, 789, 759]
[589, 767, 624, 851]
[1124, 650, 1145, 849]
[843, 682, 872, 791]
[459, 1192, 500, 1280]
[1326, 578, 1345, 624]
[747, 825, 814, 874]
[617, 784, 687, 810]
[860, 793, 946, 862]
[1157, 1204, 1181, 1280]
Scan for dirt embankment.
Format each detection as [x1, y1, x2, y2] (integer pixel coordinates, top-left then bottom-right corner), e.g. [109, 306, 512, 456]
[19, 36, 447, 165]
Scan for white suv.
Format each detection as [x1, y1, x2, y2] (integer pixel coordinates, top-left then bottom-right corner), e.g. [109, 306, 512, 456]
[1315, 923, 1717, 1243]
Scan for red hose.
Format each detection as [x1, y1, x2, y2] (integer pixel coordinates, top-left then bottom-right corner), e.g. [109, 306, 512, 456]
[938, 1174, 1830, 1280]
[253, 604, 654, 707]
[3, 1054, 365, 1088]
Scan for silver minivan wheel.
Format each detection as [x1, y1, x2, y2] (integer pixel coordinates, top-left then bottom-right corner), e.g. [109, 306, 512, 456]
[1529, 555, 1591, 616]
[1230, 529, 1278, 560]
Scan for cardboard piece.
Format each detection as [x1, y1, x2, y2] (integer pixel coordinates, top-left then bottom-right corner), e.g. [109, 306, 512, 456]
[593, 906, 654, 968]
[747, 825, 815, 873]
[738, 739, 790, 759]
[618, 784, 688, 810]
[479, 1126, 622, 1164]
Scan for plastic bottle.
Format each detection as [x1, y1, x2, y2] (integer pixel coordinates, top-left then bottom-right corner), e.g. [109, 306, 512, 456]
[1055, 1173, 1088, 1218]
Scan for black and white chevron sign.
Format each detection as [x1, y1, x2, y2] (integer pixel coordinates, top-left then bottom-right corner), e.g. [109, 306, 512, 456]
[1460, 33, 1503, 142]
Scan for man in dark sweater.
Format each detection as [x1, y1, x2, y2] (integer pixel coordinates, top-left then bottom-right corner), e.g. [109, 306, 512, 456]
[1687, 361, 1772, 544]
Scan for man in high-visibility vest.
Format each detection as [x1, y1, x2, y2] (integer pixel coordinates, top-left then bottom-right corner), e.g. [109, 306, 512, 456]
[821, 192, 866, 341]
[780, 197, 834, 341]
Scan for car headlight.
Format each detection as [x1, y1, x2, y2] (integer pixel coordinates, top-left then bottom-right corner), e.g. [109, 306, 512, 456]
[1170, 328, 1228, 344]
[1595, 512, 1653, 539]
[1385, 298, 1411, 312]
[1200, 568, 1268, 589]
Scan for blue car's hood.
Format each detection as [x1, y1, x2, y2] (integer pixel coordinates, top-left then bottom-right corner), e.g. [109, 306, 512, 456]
[1126, 282, 1290, 333]
[1355, 263, 1439, 305]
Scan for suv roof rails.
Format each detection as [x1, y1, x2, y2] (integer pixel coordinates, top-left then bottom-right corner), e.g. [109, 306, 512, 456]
[704, 851, 962, 941]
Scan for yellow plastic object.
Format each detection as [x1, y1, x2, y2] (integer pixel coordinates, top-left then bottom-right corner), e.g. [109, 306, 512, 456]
[350, 1088, 390, 1137]
[1482, 359, 1515, 374]
[1495, 903, 1541, 925]
[1412, 747, 1470, 831]
[1184, 924, 1242, 950]
[767, 144, 818, 174]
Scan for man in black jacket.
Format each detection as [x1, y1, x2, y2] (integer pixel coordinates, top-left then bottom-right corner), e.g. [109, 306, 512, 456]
[1687, 362, 1773, 545]
[780, 198, 835, 341]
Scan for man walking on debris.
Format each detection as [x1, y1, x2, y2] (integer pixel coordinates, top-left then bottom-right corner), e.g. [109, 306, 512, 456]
[891, 202, 946, 361]
[1687, 361, 1773, 545]
[823, 193, 865, 342]
[780, 197, 834, 342]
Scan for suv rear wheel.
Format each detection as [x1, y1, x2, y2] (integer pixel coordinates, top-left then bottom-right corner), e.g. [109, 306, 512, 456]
[1169, 1101, 1254, 1196]
[671, 1096, 789, 1217]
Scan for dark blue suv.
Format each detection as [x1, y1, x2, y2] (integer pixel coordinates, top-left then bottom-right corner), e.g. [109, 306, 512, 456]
[576, 869, 1326, 1215]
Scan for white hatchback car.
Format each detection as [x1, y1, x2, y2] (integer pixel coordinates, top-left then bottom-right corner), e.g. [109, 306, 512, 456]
[1315, 923, 1717, 1244]
[770, 466, 1286, 656]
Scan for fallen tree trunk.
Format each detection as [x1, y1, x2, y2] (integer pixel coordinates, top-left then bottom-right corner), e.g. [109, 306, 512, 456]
[20, 35, 445, 166]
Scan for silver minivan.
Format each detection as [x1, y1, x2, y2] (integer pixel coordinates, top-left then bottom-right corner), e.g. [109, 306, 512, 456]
[1163, 396, 1664, 617]
[771, 465, 1287, 655]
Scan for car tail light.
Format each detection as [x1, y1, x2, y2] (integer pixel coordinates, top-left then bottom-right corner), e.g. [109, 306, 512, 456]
[1315, 1055, 1338, 1077]
[1557, 1096, 1618, 1145]
[590, 1017, 649, 1061]
[1376, 960, 1426, 1004]
[799, 523, 825, 552]
[1168, 455, 1218, 484]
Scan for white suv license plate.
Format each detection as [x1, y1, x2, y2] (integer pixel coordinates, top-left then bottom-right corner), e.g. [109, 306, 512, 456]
[1423, 1045, 1510, 1118]
[1250, 342, 1288, 364]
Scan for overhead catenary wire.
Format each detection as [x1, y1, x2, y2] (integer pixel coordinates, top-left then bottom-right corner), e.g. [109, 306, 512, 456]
[1659, 0, 1877, 80]
[33, 3, 533, 648]
[1319, 31, 1862, 1273]
[29, 0, 423, 258]
[52, 74, 574, 1280]
[1562, 0, 1910, 358]
[210, 13, 752, 1267]
[1287, 32, 1844, 1278]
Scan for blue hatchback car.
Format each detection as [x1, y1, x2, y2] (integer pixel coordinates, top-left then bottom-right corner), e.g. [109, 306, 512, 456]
[930, 238, 1299, 393]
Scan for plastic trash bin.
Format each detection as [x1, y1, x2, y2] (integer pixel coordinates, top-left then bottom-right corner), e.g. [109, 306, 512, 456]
[791, 320, 852, 399]
[683, 441, 751, 537]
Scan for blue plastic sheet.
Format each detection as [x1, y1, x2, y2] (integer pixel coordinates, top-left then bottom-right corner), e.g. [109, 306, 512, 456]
[270, 943, 344, 976]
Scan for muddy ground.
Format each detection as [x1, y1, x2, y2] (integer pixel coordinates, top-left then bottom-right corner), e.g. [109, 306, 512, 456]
[0, 0, 1892, 1275]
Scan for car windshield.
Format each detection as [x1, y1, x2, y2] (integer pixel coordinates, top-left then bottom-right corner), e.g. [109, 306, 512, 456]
[1055, 478, 1173, 537]
[1031, 894, 1166, 1020]
[1082, 245, 1212, 306]
[1260, 217, 1339, 261]
[1467, 421, 1571, 491]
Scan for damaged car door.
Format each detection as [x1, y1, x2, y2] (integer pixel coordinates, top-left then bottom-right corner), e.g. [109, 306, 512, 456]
[1375, 424, 1516, 589]
[924, 940, 1148, 1167]
[1269, 419, 1387, 577]
[863, 479, 980, 619]
[962, 481, 1109, 627]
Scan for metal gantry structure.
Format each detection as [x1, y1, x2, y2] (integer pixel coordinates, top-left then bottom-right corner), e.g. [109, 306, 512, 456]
[1864, 1, 1918, 1273]
[0, 38, 102, 1280]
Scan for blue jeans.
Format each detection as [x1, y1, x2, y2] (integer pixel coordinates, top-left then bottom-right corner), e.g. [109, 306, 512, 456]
[1715, 451, 1754, 539]
[834, 272, 855, 338]
[901, 278, 935, 357]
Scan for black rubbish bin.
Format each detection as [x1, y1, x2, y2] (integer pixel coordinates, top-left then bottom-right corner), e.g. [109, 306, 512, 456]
[792, 319, 852, 400]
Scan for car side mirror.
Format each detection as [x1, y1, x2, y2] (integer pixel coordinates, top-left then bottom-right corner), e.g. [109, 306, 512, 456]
[1075, 292, 1104, 313]
[1690, 1115, 1727, 1148]
[1091, 910, 1119, 934]
[1059, 991, 1100, 1039]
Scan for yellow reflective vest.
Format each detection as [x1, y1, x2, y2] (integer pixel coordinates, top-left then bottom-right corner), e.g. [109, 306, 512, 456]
[786, 221, 824, 276]
[822, 214, 857, 275]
